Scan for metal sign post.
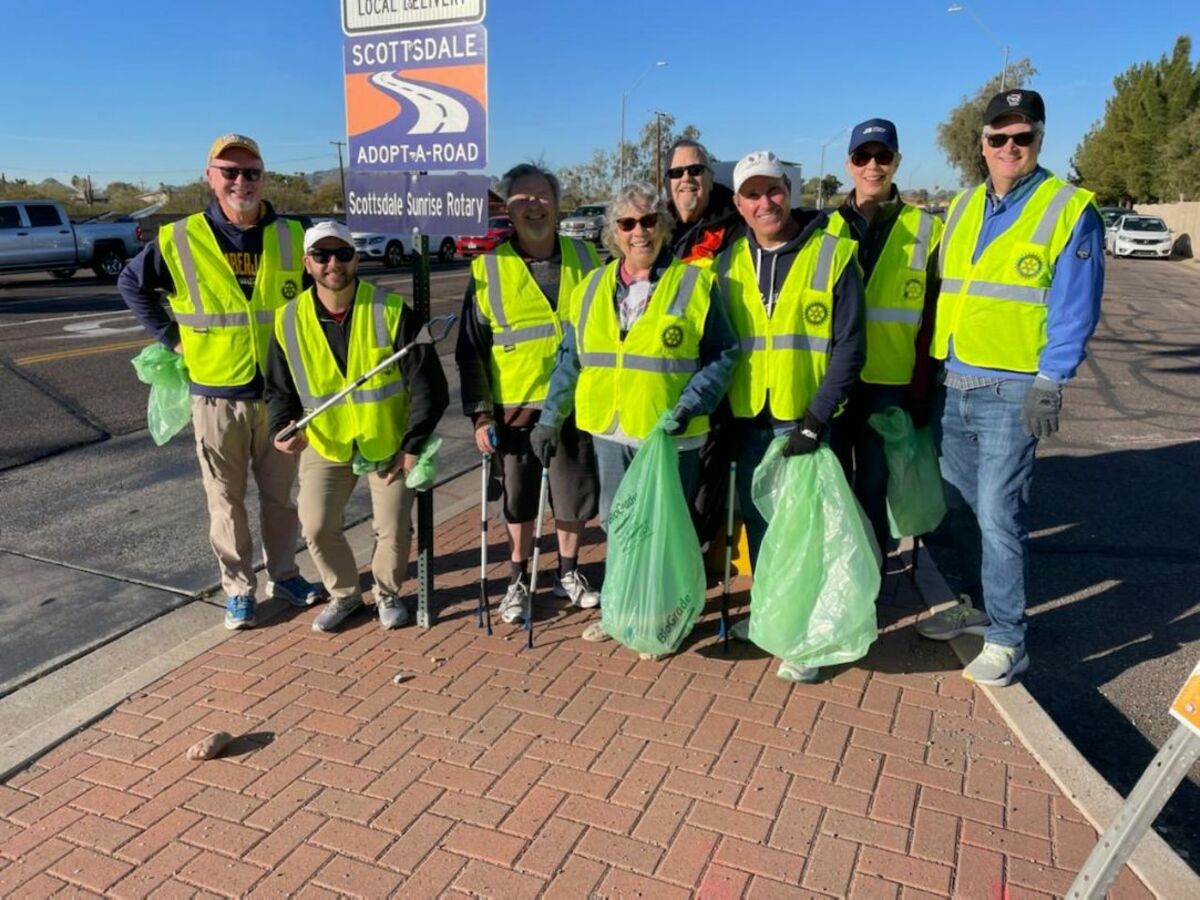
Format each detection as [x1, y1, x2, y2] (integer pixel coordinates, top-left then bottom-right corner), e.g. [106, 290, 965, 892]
[410, 227, 435, 629]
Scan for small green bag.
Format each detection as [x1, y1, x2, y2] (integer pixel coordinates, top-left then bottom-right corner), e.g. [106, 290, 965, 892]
[600, 423, 705, 656]
[749, 441, 879, 668]
[868, 406, 947, 538]
[131, 343, 190, 446]
[404, 435, 443, 490]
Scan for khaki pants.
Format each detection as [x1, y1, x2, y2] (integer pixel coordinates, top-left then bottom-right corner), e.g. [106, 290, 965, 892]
[297, 448, 415, 601]
[191, 396, 301, 597]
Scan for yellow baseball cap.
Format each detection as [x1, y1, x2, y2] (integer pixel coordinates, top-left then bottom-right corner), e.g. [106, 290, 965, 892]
[207, 133, 262, 163]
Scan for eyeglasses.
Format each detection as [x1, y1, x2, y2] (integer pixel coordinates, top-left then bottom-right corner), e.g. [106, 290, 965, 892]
[308, 246, 356, 263]
[984, 131, 1038, 149]
[210, 165, 263, 182]
[616, 214, 659, 232]
[850, 148, 896, 167]
[667, 163, 708, 180]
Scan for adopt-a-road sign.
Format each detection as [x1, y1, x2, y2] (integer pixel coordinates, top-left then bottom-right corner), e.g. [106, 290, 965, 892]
[344, 24, 487, 172]
[344, 170, 491, 234]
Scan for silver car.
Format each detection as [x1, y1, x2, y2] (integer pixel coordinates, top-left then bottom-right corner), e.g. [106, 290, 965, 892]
[558, 203, 608, 243]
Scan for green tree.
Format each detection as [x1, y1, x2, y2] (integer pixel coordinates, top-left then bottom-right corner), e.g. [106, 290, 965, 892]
[1160, 106, 1200, 201]
[936, 58, 1038, 186]
[313, 176, 345, 213]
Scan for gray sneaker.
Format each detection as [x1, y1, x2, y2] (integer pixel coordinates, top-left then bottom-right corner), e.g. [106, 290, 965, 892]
[915, 595, 990, 641]
[312, 594, 364, 633]
[730, 618, 751, 643]
[777, 661, 820, 683]
[500, 580, 529, 625]
[554, 569, 600, 608]
[963, 642, 1029, 687]
[376, 592, 409, 630]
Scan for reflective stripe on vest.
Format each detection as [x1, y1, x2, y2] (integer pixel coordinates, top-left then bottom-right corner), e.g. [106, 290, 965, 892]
[276, 280, 410, 463]
[716, 231, 855, 419]
[571, 259, 712, 440]
[933, 176, 1095, 372]
[160, 214, 304, 387]
[472, 236, 599, 406]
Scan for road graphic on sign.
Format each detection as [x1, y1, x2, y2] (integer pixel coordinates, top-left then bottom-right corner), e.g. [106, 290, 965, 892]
[368, 72, 469, 134]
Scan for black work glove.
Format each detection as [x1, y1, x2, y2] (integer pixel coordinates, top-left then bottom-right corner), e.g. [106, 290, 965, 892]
[662, 405, 691, 435]
[530, 423, 559, 467]
[783, 412, 824, 457]
[1022, 377, 1062, 439]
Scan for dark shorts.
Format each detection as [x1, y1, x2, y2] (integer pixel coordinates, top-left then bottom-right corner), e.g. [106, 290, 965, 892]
[496, 416, 599, 524]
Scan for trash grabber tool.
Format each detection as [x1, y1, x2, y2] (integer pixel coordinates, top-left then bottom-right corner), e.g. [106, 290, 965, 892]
[276, 314, 456, 442]
[525, 467, 550, 650]
[721, 459, 737, 653]
[478, 452, 493, 634]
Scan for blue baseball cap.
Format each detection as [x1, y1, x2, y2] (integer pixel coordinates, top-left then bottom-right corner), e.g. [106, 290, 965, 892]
[848, 118, 899, 155]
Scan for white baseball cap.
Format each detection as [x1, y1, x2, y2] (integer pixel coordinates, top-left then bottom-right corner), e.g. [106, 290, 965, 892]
[733, 150, 785, 193]
[304, 221, 354, 253]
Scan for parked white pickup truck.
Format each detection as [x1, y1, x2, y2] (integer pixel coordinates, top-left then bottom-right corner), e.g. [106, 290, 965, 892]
[0, 200, 144, 280]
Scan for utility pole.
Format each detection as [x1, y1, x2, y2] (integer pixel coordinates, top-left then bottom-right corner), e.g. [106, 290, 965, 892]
[654, 111, 666, 195]
[330, 141, 347, 212]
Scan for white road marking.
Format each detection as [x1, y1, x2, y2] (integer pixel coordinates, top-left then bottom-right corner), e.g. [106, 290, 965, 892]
[370, 72, 469, 134]
[0, 309, 132, 330]
[53, 317, 144, 340]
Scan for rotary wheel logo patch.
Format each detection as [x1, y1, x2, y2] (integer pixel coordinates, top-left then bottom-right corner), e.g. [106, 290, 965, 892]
[904, 278, 922, 300]
[1015, 254, 1043, 279]
[281, 279, 299, 300]
[804, 302, 830, 326]
[661, 324, 684, 349]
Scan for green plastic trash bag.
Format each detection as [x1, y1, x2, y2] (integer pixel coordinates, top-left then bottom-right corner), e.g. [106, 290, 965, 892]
[749, 440, 879, 668]
[405, 435, 443, 491]
[600, 423, 705, 656]
[867, 406, 947, 538]
[131, 343, 190, 446]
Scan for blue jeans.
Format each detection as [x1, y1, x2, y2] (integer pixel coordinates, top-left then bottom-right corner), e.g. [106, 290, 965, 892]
[733, 424, 778, 569]
[594, 438, 700, 532]
[933, 382, 1037, 648]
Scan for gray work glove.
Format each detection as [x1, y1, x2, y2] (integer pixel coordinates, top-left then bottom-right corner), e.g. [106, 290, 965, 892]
[530, 423, 559, 467]
[1022, 376, 1062, 439]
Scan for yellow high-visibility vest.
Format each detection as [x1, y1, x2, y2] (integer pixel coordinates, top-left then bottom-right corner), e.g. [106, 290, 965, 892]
[159, 213, 304, 387]
[275, 281, 410, 464]
[715, 231, 857, 419]
[827, 204, 943, 385]
[933, 175, 1095, 372]
[572, 258, 712, 440]
[471, 236, 599, 407]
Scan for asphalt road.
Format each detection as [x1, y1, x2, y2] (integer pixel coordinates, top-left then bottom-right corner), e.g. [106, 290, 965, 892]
[1, 254, 1198, 864]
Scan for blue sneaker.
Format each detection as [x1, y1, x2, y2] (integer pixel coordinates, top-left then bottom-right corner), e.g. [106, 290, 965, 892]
[224, 595, 256, 630]
[270, 576, 325, 608]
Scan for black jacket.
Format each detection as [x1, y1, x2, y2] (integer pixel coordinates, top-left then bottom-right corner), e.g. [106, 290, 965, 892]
[668, 182, 739, 263]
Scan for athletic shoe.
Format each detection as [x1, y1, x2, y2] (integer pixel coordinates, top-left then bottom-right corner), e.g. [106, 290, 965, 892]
[776, 661, 820, 683]
[554, 569, 600, 609]
[915, 595, 990, 641]
[270, 575, 325, 608]
[581, 622, 610, 642]
[500, 580, 529, 625]
[312, 594, 364, 633]
[224, 595, 256, 630]
[963, 642, 1029, 687]
[376, 592, 409, 629]
[729, 618, 751, 643]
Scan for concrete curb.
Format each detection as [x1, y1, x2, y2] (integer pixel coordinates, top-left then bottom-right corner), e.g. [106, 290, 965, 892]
[0, 463, 483, 782]
[911, 543, 1200, 898]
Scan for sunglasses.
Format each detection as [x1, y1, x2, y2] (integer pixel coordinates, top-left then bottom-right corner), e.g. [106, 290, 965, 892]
[985, 131, 1038, 149]
[850, 148, 895, 167]
[616, 214, 659, 232]
[210, 165, 263, 182]
[667, 163, 708, 179]
[308, 246, 356, 263]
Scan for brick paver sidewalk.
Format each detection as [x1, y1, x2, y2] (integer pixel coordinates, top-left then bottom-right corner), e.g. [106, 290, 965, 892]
[0, 504, 1151, 898]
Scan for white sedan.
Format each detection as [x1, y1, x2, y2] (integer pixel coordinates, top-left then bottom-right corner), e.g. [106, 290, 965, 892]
[1107, 215, 1173, 259]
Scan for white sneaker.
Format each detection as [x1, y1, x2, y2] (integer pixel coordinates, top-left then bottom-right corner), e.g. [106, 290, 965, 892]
[500, 580, 529, 625]
[963, 642, 1029, 687]
[777, 661, 820, 683]
[554, 569, 600, 608]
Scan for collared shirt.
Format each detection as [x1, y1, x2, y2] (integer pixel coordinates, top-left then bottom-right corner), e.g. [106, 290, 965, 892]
[945, 166, 1105, 385]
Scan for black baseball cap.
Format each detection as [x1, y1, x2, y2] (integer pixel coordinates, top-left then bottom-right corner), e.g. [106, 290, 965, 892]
[848, 118, 899, 155]
[982, 89, 1045, 126]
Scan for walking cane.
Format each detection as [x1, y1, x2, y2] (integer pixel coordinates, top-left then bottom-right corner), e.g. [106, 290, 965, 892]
[275, 315, 456, 442]
[526, 467, 550, 650]
[720, 459, 737, 653]
[478, 452, 493, 635]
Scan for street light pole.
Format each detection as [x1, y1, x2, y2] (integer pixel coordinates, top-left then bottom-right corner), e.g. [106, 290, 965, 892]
[947, 4, 1009, 91]
[330, 140, 346, 212]
[618, 61, 667, 186]
[654, 111, 666, 195]
[815, 130, 847, 210]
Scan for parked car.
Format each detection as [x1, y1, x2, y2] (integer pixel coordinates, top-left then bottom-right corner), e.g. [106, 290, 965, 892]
[0, 200, 143, 280]
[456, 216, 515, 258]
[1099, 206, 1130, 229]
[558, 203, 608, 242]
[1107, 215, 1173, 259]
[351, 230, 458, 267]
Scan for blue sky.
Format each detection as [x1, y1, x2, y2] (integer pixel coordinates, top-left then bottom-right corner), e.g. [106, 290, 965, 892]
[2, 1, 1196, 192]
